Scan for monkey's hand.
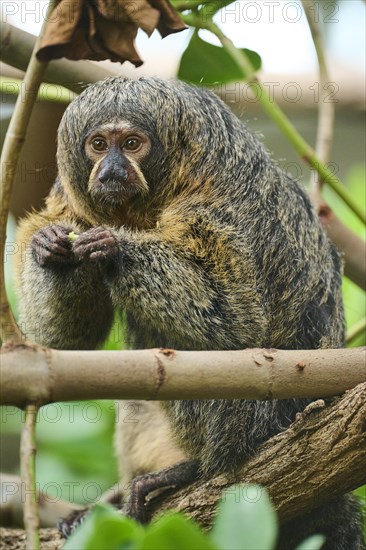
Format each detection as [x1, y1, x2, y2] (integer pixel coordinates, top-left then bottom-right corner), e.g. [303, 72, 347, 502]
[31, 225, 76, 267]
[73, 226, 119, 264]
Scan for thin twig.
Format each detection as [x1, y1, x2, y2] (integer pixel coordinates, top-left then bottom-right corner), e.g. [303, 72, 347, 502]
[300, 2, 366, 290]
[20, 404, 40, 550]
[182, 13, 365, 225]
[2, 1, 57, 547]
[0, 1, 57, 344]
[302, 0, 335, 199]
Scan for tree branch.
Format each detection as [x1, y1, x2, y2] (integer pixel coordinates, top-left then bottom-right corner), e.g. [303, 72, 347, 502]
[20, 405, 40, 550]
[0, 21, 113, 94]
[1, 345, 365, 407]
[347, 317, 366, 345]
[1, 75, 76, 104]
[1, 4, 60, 547]
[302, 0, 335, 195]
[0, 8, 59, 345]
[149, 382, 366, 527]
[0, 527, 63, 549]
[0, 473, 82, 529]
[301, 1, 366, 292]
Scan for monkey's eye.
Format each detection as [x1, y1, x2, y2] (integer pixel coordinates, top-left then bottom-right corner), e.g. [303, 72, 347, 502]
[91, 138, 108, 152]
[123, 137, 142, 152]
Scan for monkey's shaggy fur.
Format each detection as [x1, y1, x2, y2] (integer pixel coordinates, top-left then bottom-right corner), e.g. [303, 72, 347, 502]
[16, 78, 364, 549]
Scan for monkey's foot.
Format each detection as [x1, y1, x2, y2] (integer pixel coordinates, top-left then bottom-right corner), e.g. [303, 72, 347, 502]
[57, 461, 199, 536]
[122, 460, 200, 524]
[58, 507, 91, 539]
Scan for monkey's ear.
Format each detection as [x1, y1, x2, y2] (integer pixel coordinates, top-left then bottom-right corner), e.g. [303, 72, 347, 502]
[37, 0, 186, 65]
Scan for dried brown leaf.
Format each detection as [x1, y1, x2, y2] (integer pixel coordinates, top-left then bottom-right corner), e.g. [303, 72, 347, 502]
[36, 0, 186, 65]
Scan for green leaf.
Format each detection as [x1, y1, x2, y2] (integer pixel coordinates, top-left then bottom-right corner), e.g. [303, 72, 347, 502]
[63, 503, 144, 550]
[212, 484, 278, 550]
[178, 32, 261, 85]
[295, 534, 327, 550]
[141, 513, 217, 550]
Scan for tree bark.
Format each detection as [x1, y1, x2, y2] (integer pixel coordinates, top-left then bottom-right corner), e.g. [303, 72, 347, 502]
[148, 382, 366, 527]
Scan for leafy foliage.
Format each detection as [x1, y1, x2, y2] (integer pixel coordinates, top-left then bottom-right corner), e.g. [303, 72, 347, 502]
[63, 485, 326, 550]
[178, 31, 261, 84]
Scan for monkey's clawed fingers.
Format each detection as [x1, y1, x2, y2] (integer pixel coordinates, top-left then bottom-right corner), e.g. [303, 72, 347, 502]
[73, 227, 119, 263]
[31, 225, 75, 267]
[122, 460, 200, 524]
[58, 508, 91, 539]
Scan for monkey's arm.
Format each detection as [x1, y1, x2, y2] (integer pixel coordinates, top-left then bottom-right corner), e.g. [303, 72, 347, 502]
[15, 210, 114, 350]
[102, 222, 266, 350]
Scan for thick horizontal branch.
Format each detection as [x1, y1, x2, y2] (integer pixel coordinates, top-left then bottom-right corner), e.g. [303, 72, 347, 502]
[0, 21, 113, 94]
[1, 344, 365, 407]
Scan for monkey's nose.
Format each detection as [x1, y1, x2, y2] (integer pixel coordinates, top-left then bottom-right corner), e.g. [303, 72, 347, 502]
[98, 166, 128, 184]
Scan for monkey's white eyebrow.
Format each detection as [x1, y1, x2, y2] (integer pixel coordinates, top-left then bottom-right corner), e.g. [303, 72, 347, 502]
[96, 122, 133, 133]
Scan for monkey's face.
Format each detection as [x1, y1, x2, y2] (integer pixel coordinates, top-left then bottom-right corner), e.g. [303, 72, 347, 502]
[58, 77, 256, 224]
[84, 124, 151, 207]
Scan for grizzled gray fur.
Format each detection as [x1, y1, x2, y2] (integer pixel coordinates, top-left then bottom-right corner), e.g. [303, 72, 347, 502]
[16, 77, 364, 549]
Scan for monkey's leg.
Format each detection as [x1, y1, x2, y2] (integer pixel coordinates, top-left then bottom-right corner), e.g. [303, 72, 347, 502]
[115, 400, 187, 484]
[123, 460, 200, 524]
